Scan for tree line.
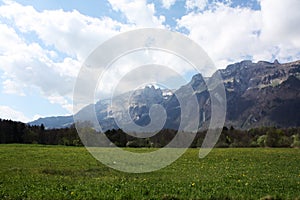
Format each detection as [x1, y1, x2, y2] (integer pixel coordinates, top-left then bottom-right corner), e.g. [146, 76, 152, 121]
[0, 118, 300, 148]
[0, 119, 81, 146]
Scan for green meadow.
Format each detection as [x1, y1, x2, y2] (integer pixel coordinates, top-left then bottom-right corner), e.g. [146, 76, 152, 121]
[0, 144, 299, 199]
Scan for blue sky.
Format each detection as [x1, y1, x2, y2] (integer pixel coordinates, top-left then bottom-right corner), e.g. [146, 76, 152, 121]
[0, 0, 299, 122]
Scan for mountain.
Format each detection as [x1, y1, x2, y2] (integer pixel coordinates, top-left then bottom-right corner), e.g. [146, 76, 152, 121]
[221, 59, 300, 128]
[29, 59, 300, 130]
[30, 115, 73, 129]
[30, 86, 174, 130]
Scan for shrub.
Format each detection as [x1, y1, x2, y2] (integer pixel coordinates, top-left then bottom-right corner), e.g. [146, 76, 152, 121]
[291, 134, 300, 148]
[257, 135, 267, 147]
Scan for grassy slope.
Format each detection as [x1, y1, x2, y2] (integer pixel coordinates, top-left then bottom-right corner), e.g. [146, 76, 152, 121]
[0, 144, 299, 199]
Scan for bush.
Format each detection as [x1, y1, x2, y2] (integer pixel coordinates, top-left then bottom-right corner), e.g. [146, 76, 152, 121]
[126, 139, 151, 148]
[291, 134, 300, 148]
[257, 135, 267, 147]
[265, 129, 288, 147]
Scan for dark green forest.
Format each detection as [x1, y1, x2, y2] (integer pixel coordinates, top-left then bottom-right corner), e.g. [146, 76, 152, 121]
[0, 118, 300, 148]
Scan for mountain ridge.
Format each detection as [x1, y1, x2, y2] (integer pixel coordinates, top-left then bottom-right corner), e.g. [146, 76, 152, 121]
[29, 59, 300, 130]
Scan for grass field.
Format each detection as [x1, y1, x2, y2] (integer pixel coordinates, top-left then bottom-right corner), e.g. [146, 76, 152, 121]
[0, 144, 299, 199]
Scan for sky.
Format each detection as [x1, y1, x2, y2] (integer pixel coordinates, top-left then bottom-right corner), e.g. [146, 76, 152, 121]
[0, 0, 299, 122]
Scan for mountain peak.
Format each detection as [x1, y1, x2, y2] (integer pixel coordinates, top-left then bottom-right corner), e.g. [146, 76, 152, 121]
[190, 73, 206, 90]
[273, 59, 280, 65]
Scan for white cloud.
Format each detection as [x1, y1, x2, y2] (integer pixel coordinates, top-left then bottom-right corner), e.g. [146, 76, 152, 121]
[96, 49, 198, 98]
[55, 57, 81, 77]
[0, 1, 168, 114]
[185, 0, 208, 11]
[107, 0, 165, 27]
[2, 79, 25, 96]
[0, 29, 76, 98]
[0, 105, 30, 122]
[259, 0, 300, 62]
[177, 0, 300, 67]
[0, 1, 125, 61]
[161, 0, 176, 9]
[260, 0, 300, 46]
[47, 95, 72, 113]
[0, 1, 129, 113]
[0, 23, 23, 55]
[177, 3, 262, 67]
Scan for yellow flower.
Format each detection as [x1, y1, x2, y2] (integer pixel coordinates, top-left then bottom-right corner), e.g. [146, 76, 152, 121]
[237, 179, 241, 182]
[71, 191, 75, 195]
[191, 183, 195, 187]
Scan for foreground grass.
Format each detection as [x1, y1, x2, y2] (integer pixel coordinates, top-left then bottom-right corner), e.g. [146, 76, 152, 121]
[0, 144, 299, 199]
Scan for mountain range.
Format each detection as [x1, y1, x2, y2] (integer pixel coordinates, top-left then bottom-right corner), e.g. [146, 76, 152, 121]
[30, 59, 300, 130]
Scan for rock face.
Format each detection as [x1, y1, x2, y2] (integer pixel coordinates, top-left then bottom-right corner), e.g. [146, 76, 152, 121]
[29, 60, 300, 130]
[220, 60, 300, 128]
